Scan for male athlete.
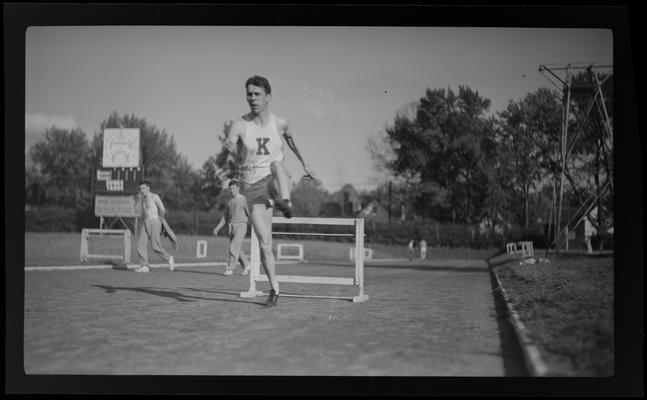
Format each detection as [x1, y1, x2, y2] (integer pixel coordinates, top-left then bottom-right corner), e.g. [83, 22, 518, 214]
[215, 75, 315, 307]
[212, 179, 251, 276]
[135, 180, 175, 273]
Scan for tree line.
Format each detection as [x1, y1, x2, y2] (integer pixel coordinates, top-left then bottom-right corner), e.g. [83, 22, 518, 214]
[26, 73, 612, 235]
[367, 71, 612, 232]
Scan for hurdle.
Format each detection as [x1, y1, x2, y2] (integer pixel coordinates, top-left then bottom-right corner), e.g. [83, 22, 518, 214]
[506, 242, 517, 255]
[519, 241, 534, 258]
[80, 229, 131, 263]
[506, 241, 534, 258]
[277, 243, 304, 262]
[240, 217, 369, 302]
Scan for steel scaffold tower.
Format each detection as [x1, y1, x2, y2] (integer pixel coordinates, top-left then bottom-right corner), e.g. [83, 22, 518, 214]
[538, 62, 613, 252]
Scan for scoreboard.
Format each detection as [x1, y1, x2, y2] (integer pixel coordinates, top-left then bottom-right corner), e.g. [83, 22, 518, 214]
[94, 167, 142, 194]
[93, 128, 142, 217]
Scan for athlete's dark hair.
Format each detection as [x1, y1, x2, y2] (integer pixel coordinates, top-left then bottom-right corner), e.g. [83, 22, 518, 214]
[229, 179, 240, 187]
[245, 75, 271, 94]
[139, 180, 151, 186]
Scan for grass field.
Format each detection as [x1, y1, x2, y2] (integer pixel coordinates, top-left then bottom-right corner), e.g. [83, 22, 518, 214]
[490, 254, 614, 376]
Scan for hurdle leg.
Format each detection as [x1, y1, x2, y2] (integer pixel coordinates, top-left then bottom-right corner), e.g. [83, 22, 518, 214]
[353, 218, 369, 302]
[240, 225, 264, 298]
[354, 222, 359, 284]
[124, 230, 131, 264]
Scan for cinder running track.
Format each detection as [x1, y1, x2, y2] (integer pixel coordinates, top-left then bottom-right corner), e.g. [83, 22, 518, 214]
[24, 259, 526, 375]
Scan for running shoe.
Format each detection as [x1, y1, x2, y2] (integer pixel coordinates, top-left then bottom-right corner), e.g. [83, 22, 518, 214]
[264, 290, 279, 308]
[273, 198, 292, 218]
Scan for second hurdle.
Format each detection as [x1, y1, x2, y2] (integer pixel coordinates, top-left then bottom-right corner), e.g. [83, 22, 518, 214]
[240, 217, 369, 302]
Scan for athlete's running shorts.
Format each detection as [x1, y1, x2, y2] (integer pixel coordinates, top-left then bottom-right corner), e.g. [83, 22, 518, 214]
[241, 174, 278, 208]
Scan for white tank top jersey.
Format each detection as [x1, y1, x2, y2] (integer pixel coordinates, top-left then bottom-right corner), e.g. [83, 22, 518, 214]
[239, 113, 285, 185]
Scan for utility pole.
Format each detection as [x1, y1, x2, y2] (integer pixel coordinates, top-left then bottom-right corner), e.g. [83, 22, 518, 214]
[388, 181, 392, 223]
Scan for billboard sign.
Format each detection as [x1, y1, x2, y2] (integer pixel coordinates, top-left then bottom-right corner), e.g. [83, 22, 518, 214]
[94, 195, 140, 217]
[102, 128, 141, 168]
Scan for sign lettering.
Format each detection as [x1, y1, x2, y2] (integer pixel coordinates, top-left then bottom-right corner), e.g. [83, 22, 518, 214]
[94, 195, 139, 217]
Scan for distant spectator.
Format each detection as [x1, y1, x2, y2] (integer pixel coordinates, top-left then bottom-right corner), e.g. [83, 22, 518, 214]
[134, 180, 175, 273]
[213, 180, 251, 276]
[420, 239, 427, 260]
[408, 239, 415, 261]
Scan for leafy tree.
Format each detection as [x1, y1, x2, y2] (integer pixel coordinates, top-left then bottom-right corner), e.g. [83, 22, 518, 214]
[291, 176, 328, 217]
[497, 88, 563, 227]
[377, 85, 497, 223]
[216, 120, 244, 180]
[165, 157, 201, 210]
[25, 163, 47, 205]
[369, 180, 417, 221]
[194, 155, 224, 213]
[93, 112, 197, 210]
[478, 126, 513, 232]
[29, 127, 93, 208]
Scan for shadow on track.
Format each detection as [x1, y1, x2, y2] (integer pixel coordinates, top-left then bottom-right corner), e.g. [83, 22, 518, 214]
[174, 268, 231, 276]
[91, 284, 264, 306]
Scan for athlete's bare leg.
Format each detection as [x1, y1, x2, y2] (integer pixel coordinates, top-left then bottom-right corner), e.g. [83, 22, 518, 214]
[250, 203, 279, 303]
[270, 160, 292, 218]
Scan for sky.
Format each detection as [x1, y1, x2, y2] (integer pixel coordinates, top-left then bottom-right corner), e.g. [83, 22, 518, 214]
[25, 26, 613, 192]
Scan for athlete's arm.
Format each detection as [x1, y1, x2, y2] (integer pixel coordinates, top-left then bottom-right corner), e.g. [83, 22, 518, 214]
[279, 118, 316, 179]
[154, 194, 166, 217]
[215, 120, 244, 168]
[213, 216, 226, 235]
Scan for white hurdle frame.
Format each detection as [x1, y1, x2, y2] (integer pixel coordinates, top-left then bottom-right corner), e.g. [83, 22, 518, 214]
[240, 217, 369, 302]
[506, 241, 534, 258]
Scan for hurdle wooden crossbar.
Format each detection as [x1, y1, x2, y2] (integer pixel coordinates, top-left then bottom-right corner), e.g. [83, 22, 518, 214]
[240, 217, 369, 302]
[80, 228, 131, 263]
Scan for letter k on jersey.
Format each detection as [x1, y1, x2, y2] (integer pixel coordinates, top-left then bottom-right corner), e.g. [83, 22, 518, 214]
[256, 138, 270, 155]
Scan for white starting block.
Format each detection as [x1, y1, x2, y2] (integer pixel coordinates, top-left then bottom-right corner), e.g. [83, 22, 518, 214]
[506, 241, 534, 258]
[80, 228, 131, 263]
[349, 247, 373, 261]
[196, 240, 208, 258]
[277, 243, 304, 261]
